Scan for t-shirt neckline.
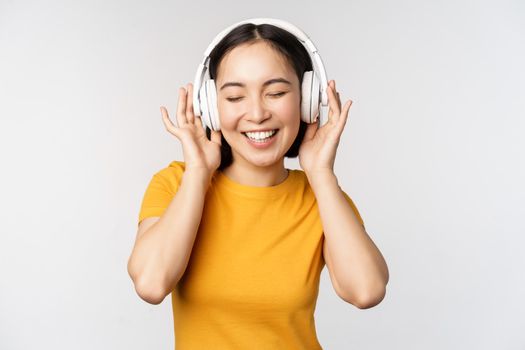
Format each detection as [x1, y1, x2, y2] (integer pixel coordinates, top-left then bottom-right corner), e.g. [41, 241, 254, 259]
[214, 168, 297, 199]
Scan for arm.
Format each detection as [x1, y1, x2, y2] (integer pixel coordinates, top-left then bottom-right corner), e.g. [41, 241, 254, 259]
[127, 168, 211, 304]
[308, 171, 389, 309]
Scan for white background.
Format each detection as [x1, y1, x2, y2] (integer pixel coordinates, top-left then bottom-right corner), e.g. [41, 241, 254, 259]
[1, 0, 524, 349]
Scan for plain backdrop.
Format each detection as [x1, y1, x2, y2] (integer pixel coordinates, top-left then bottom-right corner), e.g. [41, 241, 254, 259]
[1, 0, 524, 349]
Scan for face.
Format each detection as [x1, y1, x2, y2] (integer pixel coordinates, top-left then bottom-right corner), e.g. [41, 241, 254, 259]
[215, 40, 301, 169]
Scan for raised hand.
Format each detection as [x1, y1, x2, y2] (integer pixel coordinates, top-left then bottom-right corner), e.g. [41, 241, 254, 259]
[298, 79, 353, 178]
[160, 83, 222, 176]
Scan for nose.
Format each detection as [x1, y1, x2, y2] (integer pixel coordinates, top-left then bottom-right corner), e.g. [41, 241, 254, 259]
[246, 96, 271, 124]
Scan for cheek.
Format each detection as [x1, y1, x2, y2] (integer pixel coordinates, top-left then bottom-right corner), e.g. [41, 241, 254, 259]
[217, 103, 239, 130]
[278, 96, 301, 123]
[282, 102, 299, 118]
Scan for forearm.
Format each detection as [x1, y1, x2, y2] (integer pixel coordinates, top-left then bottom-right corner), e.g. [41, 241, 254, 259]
[128, 169, 211, 301]
[308, 171, 389, 302]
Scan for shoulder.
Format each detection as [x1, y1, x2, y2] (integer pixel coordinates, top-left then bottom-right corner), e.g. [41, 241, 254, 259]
[291, 168, 308, 184]
[284, 168, 317, 191]
[166, 159, 186, 173]
[154, 160, 186, 178]
[288, 168, 315, 200]
[296, 168, 365, 226]
[148, 160, 187, 193]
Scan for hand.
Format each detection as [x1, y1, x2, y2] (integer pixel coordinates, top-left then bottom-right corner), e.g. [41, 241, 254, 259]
[298, 79, 353, 177]
[161, 82, 222, 176]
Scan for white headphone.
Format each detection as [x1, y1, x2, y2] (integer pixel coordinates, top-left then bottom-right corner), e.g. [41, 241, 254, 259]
[192, 17, 329, 132]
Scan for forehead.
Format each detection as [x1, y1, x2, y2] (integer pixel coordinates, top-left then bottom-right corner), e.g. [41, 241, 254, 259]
[216, 41, 297, 85]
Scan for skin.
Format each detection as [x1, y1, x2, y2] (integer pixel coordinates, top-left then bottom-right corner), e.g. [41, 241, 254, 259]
[215, 41, 300, 186]
[157, 39, 389, 308]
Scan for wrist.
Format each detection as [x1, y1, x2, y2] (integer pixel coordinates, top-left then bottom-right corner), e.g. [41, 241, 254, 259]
[183, 168, 214, 188]
[306, 170, 338, 190]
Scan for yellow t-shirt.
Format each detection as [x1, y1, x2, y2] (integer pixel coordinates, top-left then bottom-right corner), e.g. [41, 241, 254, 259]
[138, 160, 364, 349]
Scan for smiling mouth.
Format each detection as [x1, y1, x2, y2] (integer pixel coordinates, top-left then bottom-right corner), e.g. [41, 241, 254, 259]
[242, 129, 279, 142]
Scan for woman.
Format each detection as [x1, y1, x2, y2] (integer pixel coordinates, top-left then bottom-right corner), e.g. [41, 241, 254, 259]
[128, 19, 389, 349]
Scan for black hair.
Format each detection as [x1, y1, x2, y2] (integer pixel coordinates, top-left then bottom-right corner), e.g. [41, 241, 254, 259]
[204, 22, 313, 171]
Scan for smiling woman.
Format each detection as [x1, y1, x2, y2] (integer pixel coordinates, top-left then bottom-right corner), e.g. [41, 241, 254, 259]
[128, 18, 388, 350]
[206, 24, 315, 179]
[212, 40, 303, 179]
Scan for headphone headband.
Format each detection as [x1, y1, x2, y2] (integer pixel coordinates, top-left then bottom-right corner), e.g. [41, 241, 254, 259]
[193, 18, 329, 120]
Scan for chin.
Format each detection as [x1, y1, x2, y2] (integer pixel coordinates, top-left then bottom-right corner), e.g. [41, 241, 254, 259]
[248, 157, 280, 168]
[239, 152, 282, 168]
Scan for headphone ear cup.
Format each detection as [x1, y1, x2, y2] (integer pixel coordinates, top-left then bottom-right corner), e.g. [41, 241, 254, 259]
[206, 80, 221, 131]
[301, 71, 321, 124]
[309, 72, 321, 124]
[199, 82, 211, 130]
[301, 71, 313, 123]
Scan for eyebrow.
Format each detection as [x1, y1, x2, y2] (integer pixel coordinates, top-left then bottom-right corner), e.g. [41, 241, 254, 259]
[219, 77, 292, 91]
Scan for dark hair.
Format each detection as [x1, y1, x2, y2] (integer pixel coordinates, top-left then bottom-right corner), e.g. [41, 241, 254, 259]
[204, 22, 313, 171]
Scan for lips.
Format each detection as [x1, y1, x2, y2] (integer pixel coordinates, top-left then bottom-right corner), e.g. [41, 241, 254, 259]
[243, 129, 279, 148]
[242, 129, 279, 139]
[241, 129, 279, 134]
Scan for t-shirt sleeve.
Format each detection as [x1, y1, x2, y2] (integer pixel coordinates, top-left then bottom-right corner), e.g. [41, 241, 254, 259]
[341, 190, 365, 227]
[137, 160, 185, 226]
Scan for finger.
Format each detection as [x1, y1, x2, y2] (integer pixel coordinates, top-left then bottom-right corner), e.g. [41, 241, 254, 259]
[210, 129, 222, 145]
[186, 83, 195, 124]
[337, 99, 353, 131]
[303, 120, 318, 142]
[176, 87, 188, 127]
[327, 82, 341, 123]
[161, 106, 181, 137]
[331, 80, 342, 110]
[195, 114, 205, 131]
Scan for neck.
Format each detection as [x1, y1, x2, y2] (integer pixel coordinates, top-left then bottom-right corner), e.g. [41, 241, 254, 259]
[222, 160, 289, 187]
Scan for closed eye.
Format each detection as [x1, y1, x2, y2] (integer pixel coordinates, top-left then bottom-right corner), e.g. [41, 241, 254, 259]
[226, 97, 243, 102]
[226, 92, 287, 103]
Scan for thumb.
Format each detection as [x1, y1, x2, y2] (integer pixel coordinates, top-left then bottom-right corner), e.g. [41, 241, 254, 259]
[303, 121, 318, 142]
[210, 129, 222, 146]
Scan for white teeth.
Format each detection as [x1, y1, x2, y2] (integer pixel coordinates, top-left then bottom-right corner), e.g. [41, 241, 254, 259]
[244, 130, 277, 140]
